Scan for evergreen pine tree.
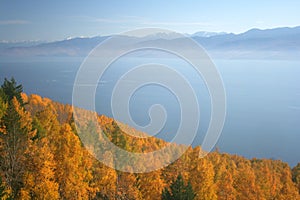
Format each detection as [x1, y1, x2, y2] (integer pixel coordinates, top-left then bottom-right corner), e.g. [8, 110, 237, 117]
[185, 181, 196, 200]
[1, 77, 25, 106]
[162, 174, 195, 200]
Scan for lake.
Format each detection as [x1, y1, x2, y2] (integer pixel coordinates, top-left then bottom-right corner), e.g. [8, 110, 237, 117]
[0, 56, 299, 166]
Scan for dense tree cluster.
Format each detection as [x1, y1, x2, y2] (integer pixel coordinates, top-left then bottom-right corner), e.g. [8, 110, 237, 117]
[0, 78, 299, 199]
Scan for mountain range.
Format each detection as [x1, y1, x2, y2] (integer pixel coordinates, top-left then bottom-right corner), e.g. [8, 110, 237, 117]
[1, 26, 300, 59]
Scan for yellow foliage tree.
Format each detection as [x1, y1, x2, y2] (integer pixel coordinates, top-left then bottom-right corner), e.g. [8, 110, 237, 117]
[54, 124, 91, 199]
[137, 170, 165, 200]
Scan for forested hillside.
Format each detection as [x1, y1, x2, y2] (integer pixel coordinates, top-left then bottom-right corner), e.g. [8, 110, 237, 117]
[0, 78, 299, 199]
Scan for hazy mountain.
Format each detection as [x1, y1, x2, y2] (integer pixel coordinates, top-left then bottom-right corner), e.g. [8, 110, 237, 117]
[191, 26, 300, 59]
[0, 36, 110, 57]
[190, 31, 227, 37]
[1, 26, 300, 59]
[0, 40, 44, 50]
[193, 26, 300, 51]
[139, 32, 184, 40]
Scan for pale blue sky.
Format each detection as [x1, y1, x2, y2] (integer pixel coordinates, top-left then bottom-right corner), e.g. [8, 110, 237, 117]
[0, 0, 300, 41]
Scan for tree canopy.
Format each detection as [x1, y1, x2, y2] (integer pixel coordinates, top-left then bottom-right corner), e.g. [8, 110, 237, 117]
[0, 78, 299, 200]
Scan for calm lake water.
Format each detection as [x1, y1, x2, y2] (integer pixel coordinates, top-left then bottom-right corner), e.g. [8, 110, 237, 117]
[0, 56, 299, 166]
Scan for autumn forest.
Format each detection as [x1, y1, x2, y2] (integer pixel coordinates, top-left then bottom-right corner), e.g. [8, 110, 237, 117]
[0, 78, 299, 200]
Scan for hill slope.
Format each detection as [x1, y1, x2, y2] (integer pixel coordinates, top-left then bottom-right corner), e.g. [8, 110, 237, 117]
[0, 90, 299, 199]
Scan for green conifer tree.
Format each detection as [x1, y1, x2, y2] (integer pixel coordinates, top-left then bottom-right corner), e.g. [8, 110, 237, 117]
[162, 174, 195, 200]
